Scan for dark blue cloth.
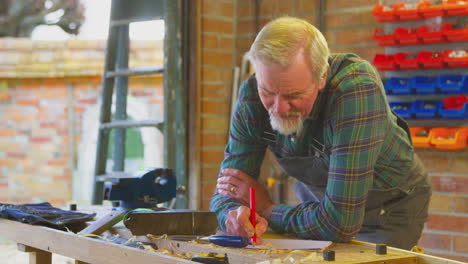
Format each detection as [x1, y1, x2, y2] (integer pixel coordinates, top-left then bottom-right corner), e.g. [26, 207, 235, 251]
[0, 202, 95, 230]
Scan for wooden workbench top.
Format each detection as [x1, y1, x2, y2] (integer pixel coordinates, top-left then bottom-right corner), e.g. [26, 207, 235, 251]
[0, 206, 465, 264]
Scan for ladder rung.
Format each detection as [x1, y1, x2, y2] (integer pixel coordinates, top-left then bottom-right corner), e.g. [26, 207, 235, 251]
[97, 172, 134, 182]
[100, 120, 163, 130]
[110, 17, 163, 27]
[106, 66, 164, 78]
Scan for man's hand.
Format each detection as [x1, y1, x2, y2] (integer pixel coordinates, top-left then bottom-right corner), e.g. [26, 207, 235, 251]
[217, 168, 275, 218]
[224, 206, 268, 244]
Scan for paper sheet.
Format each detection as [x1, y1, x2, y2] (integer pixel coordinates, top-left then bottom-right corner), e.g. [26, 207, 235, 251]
[247, 239, 332, 250]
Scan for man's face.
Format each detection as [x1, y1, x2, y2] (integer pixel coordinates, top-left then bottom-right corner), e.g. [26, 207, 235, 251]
[255, 52, 326, 136]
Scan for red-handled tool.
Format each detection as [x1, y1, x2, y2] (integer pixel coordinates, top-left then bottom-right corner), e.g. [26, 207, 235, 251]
[250, 187, 257, 244]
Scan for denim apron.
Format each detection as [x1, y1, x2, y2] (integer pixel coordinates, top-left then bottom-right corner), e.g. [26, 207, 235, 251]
[263, 61, 431, 250]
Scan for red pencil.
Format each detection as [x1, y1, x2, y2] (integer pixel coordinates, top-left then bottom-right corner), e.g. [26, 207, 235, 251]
[249, 187, 257, 244]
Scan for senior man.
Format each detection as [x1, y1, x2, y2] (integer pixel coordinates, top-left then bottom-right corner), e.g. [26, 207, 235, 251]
[210, 16, 431, 250]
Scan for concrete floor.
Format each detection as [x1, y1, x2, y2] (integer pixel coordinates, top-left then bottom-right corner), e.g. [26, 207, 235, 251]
[0, 240, 73, 264]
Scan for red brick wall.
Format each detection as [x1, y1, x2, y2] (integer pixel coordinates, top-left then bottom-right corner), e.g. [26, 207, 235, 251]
[0, 39, 164, 207]
[0, 76, 163, 206]
[199, 0, 468, 261]
[199, 0, 236, 209]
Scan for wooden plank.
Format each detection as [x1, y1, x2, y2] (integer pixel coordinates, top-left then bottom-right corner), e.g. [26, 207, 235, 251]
[108, 227, 419, 264]
[150, 238, 418, 264]
[17, 243, 52, 264]
[78, 210, 125, 235]
[2, 215, 463, 264]
[0, 219, 194, 264]
[29, 250, 52, 264]
[17, 243, 35, 252]
[353, 241, 466, 264]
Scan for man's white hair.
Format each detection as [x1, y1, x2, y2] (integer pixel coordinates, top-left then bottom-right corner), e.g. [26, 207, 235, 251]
[248, 16, 330, 82]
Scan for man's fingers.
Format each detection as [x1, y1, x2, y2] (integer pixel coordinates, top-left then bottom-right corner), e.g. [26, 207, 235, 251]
[237, 206, 255, 236]
[224, 207, 270, 245]
[222, 168, 253, 181]
[217, 175, 245, 187]
[255, 215, 268, 235]
[225, 210, 249, 237]
[216, 183, 232, 192]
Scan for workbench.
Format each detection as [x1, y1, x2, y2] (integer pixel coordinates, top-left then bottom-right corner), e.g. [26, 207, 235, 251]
[0, 207, 464, 264]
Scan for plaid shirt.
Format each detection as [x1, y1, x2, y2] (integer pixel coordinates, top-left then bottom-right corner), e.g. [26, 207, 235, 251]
[210, 53, 414, 242]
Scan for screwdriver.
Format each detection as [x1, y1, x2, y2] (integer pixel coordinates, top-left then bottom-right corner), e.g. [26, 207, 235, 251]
[171, 235, 250, 248]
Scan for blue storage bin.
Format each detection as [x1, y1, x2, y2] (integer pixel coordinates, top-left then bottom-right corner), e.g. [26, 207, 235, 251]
[382, 78, 391, 94]
[436, 75, 468, 94]
[410, 76, 437, 94]
[386, 77, 412, 95]
[438, 102, 468, 119]
[390, 102, 413, 119]
[411, 100, 440, 118]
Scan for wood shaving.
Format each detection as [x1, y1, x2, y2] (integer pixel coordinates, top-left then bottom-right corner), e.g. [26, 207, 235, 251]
[299, 252, 322, 262]
[150, 247, 192, 259]
[147, 233, 168, 240]
[256, 259, 282, 264]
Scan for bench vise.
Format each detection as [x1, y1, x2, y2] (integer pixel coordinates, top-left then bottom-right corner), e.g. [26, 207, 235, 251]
[102, 168, 177, 210]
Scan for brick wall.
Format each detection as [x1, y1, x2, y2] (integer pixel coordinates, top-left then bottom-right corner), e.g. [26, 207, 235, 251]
[199, 0, 468, 261]
[0, 39, 163, 206]
[199, 0, 237, 209]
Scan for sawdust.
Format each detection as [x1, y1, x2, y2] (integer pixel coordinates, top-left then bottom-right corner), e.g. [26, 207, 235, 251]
[141, 243, 192, 259]
[145, 234, 194, 259]
[256, 250, 323, 264]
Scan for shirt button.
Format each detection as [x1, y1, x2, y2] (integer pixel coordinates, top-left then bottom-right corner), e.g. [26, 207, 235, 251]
[380, 209, 385, 215]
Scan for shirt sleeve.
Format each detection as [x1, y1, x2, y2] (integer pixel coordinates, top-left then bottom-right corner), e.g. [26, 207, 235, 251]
[210, 77, 267, 231]
[268, 62, 389, 242]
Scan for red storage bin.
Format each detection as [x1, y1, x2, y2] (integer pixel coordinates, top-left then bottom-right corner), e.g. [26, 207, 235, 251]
[418, 51, 445, 69]
[373, 54, 398, 70]
[418, 0, 445, 17]
[395, 27, 421, 45]
[445, 24, 468, 42]
[444, 49, 468, 68]
[417, 24, 450, 44]
[395, 52, 420, 70]
[394, 2, 423, 20]
[373, 28, 397, 46]
[443, 0, 468, 16]
[372, 4, 398, 22]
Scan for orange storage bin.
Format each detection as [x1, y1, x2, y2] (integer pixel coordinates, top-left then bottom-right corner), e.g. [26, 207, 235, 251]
[372, 4, 398, 22]
[419, 0, 445, 17]
[443, 0, 468, 16]
[410, 127, 434, 148]
[394, 2, 423, 20]
[430, 127, 468, 150]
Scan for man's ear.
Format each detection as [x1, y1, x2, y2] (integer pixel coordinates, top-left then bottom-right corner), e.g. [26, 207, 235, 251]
[318, 66, 328, 91]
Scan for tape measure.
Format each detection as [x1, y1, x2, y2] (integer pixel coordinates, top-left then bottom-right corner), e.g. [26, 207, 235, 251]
[191, 252, 229, 264]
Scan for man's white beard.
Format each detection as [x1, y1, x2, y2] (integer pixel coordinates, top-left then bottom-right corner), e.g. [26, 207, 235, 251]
[268, 108, 303, 136]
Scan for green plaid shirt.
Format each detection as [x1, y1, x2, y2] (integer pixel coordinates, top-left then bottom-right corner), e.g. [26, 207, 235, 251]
[210, 53, 414, 242]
